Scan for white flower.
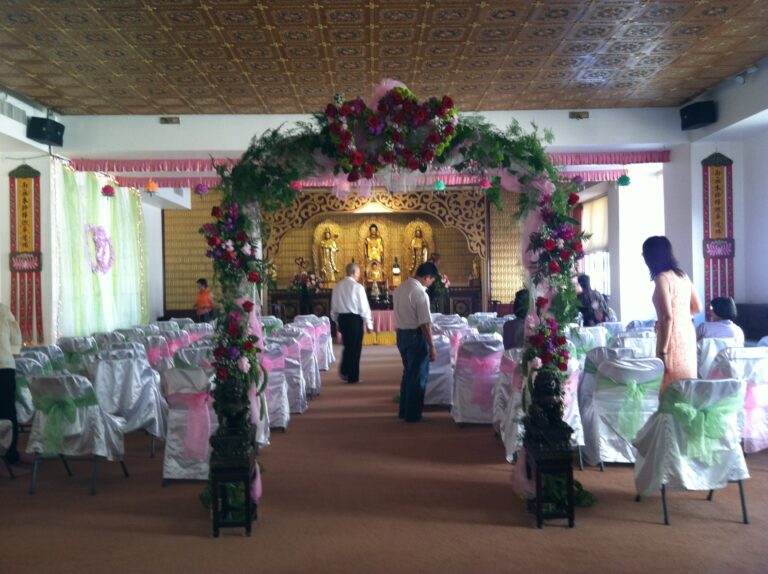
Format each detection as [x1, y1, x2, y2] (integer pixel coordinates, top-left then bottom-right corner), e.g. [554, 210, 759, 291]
[530, 357, 543, 370]
[242, 243, 252, 256]
[556, 238, 564, 248]
[237, 356, 251, 373]
[224, 239, 235, 252]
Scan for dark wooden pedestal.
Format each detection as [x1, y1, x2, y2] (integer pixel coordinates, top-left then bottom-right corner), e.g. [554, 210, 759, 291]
[211, 461, 257, 537]
[525, 450, 575, 529]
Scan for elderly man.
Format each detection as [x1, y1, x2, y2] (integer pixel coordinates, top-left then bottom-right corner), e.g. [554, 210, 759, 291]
[331, 262, 373, 384]
[393, 262, 439, 422]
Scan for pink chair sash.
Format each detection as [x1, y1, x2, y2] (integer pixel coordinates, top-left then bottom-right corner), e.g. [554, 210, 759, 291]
[168, 392, 211, 461]
[297, 335, 313, 351]
[147, 346, 169, 367]
[457, 352, 502, 411]
[500, 356, 518, 374]
[250, 464, 263, 503]
[261, 355, 285, 371]
[563, 368, 580, 406]
[745, 383, 768, 410]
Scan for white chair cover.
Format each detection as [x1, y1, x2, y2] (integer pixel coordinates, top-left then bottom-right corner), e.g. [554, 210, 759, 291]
[601, 321, 626, 336]
[115, 327, 145, 342]
[477, 317, 512, 336]
[433, 314, 468, 329]
[162, 368, 217, 481]
[57, 336, 99, 374]
[170, 317, 195, 327]
[319, 316, 335, 366]
[708, 346, 768, 453]
[273, 325, 321, 398]
[584, 357, 664, 465]
[424, 335, 454, 406]
[137, 324, 160, 336]
[433, 324, 478, 363]
[14, 357, 43, 424]
[697, 337, 738, 379]
[634, 378, 749, 496]
[467, 312, 498, 328]
[626, 319, 656, 331]
[261, 343, 290, 430]
[568, 326, 610, 365]
[144, 335, 174, 373]
[265, 336, 308, 414]
[23, 345, 66, 372]
[495, 349, 524, 458]
[610, 331, 657, 358]
[758, 336, 768, 347]
[162, 330, 192, 357]
[92, 331, 126, 348]
[185, 322, 215, 342]
[26, 374, 125, 461]
[154, 320, 181, 332]
[451, 333, 504, 424]
[19, 350, 53, 374]
[174, 346, 214, 372]
[260, 315, 284, 337]
[293, 314, 328, 370]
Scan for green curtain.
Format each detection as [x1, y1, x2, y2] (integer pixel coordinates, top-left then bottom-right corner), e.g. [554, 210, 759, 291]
[55, 162, 149, 336]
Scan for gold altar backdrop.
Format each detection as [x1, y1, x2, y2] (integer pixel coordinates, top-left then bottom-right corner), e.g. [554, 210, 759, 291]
[490, 192, 525, 304]
[275, 213, 474, 288]
[163, 191, 219, 311]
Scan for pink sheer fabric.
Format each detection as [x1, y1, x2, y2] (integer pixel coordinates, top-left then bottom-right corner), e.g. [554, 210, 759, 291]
[167, 392, 211, 461]
[457, 351, 503, 410]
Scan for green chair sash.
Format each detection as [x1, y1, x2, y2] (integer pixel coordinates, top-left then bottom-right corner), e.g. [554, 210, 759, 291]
[584, 357, 599, 375]
[15, 374, 29, 394]
[597, 373, 662, 440]
[32, 389, 99, 455]
[659, 387, 743, 464]
[63, 349, 98, 371]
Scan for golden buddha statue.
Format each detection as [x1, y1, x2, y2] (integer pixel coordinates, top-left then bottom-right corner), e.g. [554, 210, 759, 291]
[318, 228, 339, 283]
[409, 226, 429, 272]
[391, 256, 402, 287]
[366, 260, 384, 283]
[364, 223, 384, 267]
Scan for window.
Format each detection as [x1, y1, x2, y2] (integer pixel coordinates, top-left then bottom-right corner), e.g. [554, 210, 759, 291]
[580, 195, 610, 296]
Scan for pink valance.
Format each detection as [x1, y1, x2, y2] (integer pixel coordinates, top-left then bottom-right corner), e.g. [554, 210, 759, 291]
[559, 169, 629, 183]
[548, 151, 670, 165]
[116, 176, 222, 189]
[71, 158, 235, 173]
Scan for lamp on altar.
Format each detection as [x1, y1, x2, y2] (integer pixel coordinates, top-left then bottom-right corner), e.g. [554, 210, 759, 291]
[145, 179, 159, 195]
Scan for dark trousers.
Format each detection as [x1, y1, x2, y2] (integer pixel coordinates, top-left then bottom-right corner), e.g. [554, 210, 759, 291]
[397, 329, 429, 422]
[0, 368, 18, 461]
[338, 313, 364, 383]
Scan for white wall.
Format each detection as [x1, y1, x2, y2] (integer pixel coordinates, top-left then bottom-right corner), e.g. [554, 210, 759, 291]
[143, 204, 165, 320]
[743, 130, 768, 302]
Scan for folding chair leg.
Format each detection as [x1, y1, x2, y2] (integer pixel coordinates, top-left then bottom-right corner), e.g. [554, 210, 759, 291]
[29, 454, 40, 494]
[60, 454, 73, 477]
[3, 458, 15, 480]
[707, 489, 714, 501]
[577, 446, 584, 471]
[737, 480, 749, 525]
[599, 460, 605, 472]
[90, 456, 101, 496]
[661, 484, 670, 525]
[120, 460, 130, 478]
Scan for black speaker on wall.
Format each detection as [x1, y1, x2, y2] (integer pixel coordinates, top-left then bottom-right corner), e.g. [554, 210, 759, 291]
[680, 101, 717, 131]
[26, 117, 65, 146]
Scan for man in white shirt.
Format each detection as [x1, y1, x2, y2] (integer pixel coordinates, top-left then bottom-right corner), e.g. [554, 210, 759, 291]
[331, 263, 373, 384]
[0, 302, 23, 464]
[393, 262, 438, 422]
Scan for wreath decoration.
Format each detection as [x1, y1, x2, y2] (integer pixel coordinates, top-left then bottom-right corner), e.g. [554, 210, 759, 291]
[84, 224, 115, 274]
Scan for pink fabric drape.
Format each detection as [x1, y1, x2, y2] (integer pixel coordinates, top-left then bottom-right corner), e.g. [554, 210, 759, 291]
[457, 352, 503, 411]
[548, 150, 670, 166]
[147, 345, 169, 368]
[563, 368, 580, 406]
[372, 310, 396, 332]
[250, 465, 263, 503]
[167, 392, 211, 461]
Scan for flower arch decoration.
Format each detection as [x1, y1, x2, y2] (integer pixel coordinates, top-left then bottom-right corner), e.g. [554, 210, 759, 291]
[84, 224, 115, 274]
[202, 79, 592, 512]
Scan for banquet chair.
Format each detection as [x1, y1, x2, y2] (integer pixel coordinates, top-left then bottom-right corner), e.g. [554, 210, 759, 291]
[154, 320, 181, 332]
[697, 337, 739, 379]
[433, 324, 477, 364]
[568, 325, 610, 364]
[424, 335, 454, 407]
[265, 335, 308, 414]
[136, 324, 160, 336]
[293, 315, 328, 371]
[144, 335, 174, 373]
[708, 346, 768, 453]
[92, 331, 126, 349]
[273, 325, 321, 398]
[451, 334, 504, 425]
[170, 317, 195, 327]
[495, 348, 525, 461]
[14, 357, 45, 426]
[601, 321, 626, 337]
[261, 343, 290, 431]
[319, 315, 336, 367]
[26, 374, 128, 495]
[0, 419, 13, 479]
[467, 312, 498, 329]
[174, 345, 214, 372]
[57, 336, 99, 375]
[161, 329, 192, 357]
[633, 378, 749, 525]
[610, 330, 657, 358]
[19, 350, 53, 374]
[115, 327, 145, 342]
[23, 345, 67, 372]
[162, 366, 217, 483]
[585, 357, 664, 467]
[260, 315, 284, 338]
[185, 322, 215, 343]
[626, 319, 656, 331]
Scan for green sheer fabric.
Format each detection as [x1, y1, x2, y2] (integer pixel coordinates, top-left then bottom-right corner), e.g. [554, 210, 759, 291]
[32, 388, 98, 454]
[597, 374, 662, 440]
[55, 163, 149, 336]
[659, 387, 743, 464]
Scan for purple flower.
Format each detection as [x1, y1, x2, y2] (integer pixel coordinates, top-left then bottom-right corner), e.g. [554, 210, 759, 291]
[572, 175, 584, 185]
[227, 346, 241, 360]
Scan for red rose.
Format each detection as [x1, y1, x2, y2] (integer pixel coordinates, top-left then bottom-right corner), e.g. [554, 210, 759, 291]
[406, 157, 420, 171]
[394, 112, 406, 125]
[248, 271, 261, 283]
[542, 351, 554, 364]
[568, 192, 580, 205]
[242, 300, 254, 313]
[382, 151, 396, 164]
[391, 131, 403, 144]
[443, 123, 455, 136]
[548, 261, 561, 274]
[378, 101, 390, 113]
[347, 170, 360, 183]
[325, 104, 337, 118]
[213, 346, 226, 359]
[536, 296, 548, 308]
[207, 237, 217, 247]
[236, 230, 248, 242]
[350, 150, 364, 167]
[211, 206, 223, 218]
[442, 95, 454, 109]
[559, 362, 568, 371]
[336, 143, 348, 154]
[403, 100, 417, 114]
[415, 109, 428, 124]
[392, 91, 404, 104]
[530, 334, 546, 347]
[366, 115, 378, 128]
[362, 163, 376, 179]
[223, 251, 235, 262]
[427, 131, 442, 145]
[340, 130, 352, 144]
[339, 103, 352, 117]
[559, 249, 572, 260]
[556, 336, 567, 346]
[329, 122, 342, 135]
[216, 367, 228, 380]
[243, 340, 254, 352]
[572, 241, 583, 253]
[543, 238, 557, 252]
[422, 149, 435, 163]
[227, 323, 240, 338]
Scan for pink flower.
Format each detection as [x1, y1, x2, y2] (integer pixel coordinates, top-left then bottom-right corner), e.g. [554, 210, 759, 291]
[289, 181, 303, 191]
[530, 357, 543, 370]
[237, 356, 251, 374]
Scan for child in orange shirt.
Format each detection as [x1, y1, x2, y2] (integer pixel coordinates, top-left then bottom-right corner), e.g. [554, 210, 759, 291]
[194, 278, 214, 322]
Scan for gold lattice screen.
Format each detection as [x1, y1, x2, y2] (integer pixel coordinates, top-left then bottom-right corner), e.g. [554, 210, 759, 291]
[490, 192, 524, 304]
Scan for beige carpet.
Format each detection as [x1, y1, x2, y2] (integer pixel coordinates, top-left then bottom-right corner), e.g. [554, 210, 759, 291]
[3, 344, 767, 574]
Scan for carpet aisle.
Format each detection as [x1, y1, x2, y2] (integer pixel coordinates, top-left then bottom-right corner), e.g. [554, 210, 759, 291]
[3, 344, 768, 574]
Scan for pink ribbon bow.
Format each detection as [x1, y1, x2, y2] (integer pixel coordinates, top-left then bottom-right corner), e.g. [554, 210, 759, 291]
[168, 392, 211, 461]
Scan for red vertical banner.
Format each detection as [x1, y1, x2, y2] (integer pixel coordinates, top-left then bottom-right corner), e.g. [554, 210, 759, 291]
[8, 164, 44, 343]
[701, 153, 734, 319]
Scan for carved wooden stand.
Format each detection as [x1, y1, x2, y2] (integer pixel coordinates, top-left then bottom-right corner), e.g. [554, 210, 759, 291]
[525, 449, 575, 529]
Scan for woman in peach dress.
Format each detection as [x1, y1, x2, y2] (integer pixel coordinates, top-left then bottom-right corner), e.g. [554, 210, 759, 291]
[642, 236, 703, 393]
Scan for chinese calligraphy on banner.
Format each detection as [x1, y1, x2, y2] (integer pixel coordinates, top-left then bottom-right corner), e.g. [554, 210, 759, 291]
[9, 164, 44, 342]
